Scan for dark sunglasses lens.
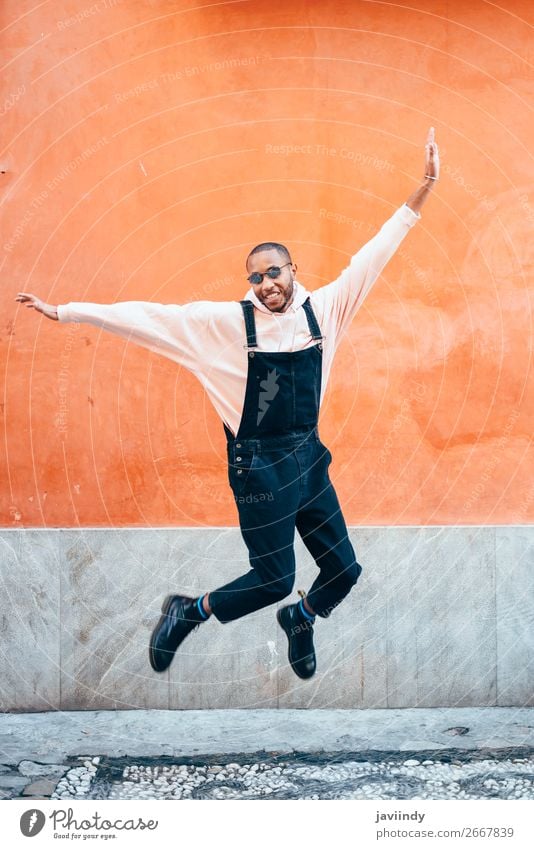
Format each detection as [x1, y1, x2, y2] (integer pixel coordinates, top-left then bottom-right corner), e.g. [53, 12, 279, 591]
[249, 273, 263, 285]
[266, 267, 281, 279]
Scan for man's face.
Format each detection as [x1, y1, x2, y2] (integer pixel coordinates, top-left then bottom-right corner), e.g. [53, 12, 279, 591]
[246, 249, 297, 313]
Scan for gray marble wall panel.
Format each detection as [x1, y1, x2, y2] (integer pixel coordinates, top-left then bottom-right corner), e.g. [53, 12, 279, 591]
[59, 529, 178, 710]
[168, 528, 279, 709]
[0, 526, 532, 709]
[0, 531, 60, 711]
[385, 527, 497, 708]
[278, 529, 389, 709]
[496, 526, 534, 707]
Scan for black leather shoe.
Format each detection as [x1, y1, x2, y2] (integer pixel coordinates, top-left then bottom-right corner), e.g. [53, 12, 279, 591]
[277, 603, 316, 679]
[149, 595, 203, 673]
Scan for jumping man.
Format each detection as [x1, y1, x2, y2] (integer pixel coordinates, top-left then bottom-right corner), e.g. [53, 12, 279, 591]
[15, 128, 439, 680]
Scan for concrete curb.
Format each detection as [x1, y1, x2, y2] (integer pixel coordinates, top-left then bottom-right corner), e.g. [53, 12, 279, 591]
[2, 708, 534, 763]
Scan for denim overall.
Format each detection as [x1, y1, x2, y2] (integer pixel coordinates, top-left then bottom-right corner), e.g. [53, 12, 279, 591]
[208, 296, 362, 623]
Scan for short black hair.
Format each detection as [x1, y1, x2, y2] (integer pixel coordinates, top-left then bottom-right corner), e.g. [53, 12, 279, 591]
[246, 242, 292, 267]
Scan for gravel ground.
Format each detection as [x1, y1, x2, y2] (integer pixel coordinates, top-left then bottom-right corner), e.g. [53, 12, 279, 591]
[46, 751, 534, 801]
[3, 709, 534, 800]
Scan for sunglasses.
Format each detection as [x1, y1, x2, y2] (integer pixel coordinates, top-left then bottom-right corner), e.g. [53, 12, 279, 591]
[247, 262, 291, 286]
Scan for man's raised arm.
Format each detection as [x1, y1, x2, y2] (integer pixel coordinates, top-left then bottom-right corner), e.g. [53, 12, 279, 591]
[405, 126, 439, 214]
[314, 127, 439, 339]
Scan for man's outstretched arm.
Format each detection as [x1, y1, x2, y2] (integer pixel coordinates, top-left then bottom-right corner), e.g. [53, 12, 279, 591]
[15, 293, 59, 320]
[14, 293, 217, 374]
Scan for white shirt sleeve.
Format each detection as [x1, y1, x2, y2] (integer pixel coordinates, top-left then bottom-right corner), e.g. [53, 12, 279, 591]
[313, 203, 420, 341]
[56, 299, 217, 374]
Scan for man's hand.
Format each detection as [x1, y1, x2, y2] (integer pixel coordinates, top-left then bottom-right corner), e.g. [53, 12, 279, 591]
[405, 126, 439, 214]
[424, 126, 440, 180]
[15, 292, 58, 321]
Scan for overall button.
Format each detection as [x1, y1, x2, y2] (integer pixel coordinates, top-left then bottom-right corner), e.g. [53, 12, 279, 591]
[236, 456, 242, 461]
[237, 469, 243, 475]
[236, 443, 241, 448]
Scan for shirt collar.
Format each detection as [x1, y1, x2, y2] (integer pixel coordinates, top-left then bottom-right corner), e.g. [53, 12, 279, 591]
[243, 279, 309, 314]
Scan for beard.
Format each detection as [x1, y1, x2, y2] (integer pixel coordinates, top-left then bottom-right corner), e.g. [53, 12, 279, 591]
[261, 280, 294, 312]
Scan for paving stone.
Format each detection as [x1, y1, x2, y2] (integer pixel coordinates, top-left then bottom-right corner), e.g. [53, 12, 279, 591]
[22, 778, 58, 796]
[18, 761, 68, 778]
[0, 775, 31, 793]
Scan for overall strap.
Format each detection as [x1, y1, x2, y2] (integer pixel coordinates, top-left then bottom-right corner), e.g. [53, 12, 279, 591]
[240, 296, 324, 349]
[301, 296, 325, 342]
[239, 300, 257, 349]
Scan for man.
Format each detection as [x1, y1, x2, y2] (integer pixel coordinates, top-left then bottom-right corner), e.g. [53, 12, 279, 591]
[15, 128, 439, 680]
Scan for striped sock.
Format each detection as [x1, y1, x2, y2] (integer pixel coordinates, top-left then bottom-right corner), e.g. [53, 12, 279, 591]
[196, 596, 210, 620]
[298, 598, 315, 622]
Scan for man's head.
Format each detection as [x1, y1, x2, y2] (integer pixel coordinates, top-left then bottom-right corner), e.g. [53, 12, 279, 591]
[246, 242, 297, 313]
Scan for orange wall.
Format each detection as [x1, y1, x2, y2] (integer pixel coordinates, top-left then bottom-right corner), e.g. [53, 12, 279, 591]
[2, 0, 533, 527]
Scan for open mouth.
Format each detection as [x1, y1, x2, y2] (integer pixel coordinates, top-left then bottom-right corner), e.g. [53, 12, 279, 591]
[265, 292, 281, 301]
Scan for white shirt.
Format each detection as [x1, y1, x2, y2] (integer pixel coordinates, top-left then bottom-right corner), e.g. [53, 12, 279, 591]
[57, 203, 420, 436]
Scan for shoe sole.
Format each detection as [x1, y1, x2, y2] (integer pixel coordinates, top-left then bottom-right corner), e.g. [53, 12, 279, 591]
[148, 594, 180, 673]
[276, 609, 316, 680]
